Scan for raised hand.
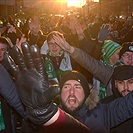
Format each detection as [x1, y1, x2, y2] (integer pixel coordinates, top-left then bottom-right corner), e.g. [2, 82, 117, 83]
[4, 42, 59, 124]
[16, 34, 26, 51]
[98, 24, 110, 42]
[53, 34, 75, 53]
[7, 25, 17, 34]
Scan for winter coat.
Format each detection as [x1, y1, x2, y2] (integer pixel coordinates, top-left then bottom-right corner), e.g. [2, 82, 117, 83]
[101, 79, 133, 133]
[42, 90, 133, 133]
[82, 91, 133, 133]
[58, 84, 133, 133]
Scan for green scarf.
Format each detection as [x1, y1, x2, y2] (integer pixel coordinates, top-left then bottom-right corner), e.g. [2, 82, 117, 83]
[45, 51, 72, 83]
[0, 102, 5, 131]
[99, 59, 120, 99]
[99, 59, 113, 99]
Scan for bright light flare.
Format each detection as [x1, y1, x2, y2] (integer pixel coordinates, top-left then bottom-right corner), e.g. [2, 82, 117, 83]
[66, 0, 86, 7]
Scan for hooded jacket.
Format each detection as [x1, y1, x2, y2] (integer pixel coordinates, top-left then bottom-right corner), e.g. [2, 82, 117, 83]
[101, 65, 133, 133]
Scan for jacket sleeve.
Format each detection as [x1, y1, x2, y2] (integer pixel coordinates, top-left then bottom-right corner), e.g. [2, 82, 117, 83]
[70, 47, 113, 86]
[77, 37, 96, 56]
[0, 64, 26, 118]
[102, 91, 133, 128]
[44, 108, 92, 133]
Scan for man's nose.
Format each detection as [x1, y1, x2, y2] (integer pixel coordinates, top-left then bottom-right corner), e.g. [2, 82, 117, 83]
[69, 87, 75, 94]
[129, 56, 132, 60]
[124, 82, 128, 90]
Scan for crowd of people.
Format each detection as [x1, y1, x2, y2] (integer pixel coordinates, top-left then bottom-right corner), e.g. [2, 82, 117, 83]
[0, 11, 133, 133]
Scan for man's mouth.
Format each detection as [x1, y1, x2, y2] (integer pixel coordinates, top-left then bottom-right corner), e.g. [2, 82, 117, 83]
[121, 90, 130, 96]
[67, 96, 76, 105]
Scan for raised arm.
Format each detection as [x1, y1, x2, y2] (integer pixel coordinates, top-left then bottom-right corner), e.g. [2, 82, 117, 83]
[53, 34, 113, 86]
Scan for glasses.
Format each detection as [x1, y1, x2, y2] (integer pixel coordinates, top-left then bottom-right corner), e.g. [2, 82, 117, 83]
[48, 43, 58, 47]
[122, 53, 133, 58]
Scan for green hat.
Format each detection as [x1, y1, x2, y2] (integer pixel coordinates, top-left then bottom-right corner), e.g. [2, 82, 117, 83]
[102, 40, 121, 64]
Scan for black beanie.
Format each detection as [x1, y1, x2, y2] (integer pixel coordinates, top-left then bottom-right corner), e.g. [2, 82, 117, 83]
[119, 42, 133, 58]
[112, 65, 133, 80]
[60, 70, 90, 98]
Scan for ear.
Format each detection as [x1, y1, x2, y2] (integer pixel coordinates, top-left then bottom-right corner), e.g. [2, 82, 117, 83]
[115, 80, 117, 88]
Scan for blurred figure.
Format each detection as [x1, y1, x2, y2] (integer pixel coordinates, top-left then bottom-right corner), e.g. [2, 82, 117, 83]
[0, 37, 9, 62]
[27, 16, 46, 49]
[119, 42, 133, 66]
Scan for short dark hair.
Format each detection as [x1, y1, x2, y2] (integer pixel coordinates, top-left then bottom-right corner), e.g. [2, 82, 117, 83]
[0, 37, 9, 46]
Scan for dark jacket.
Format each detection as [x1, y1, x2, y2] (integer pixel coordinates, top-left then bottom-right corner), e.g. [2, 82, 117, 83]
[0, 64, 26, 118]
[41, 90, 133, 133]
[28, 30, 46, 49]
[101, 81, 133, 133]
[82, 91, 133, 133]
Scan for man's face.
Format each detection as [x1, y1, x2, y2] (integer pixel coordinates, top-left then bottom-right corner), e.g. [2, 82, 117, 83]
[109, 49, 120, 66]
[0, 42, 7, 62]
[115, 78, 133, 96]
[120, 51, 133, 66]
[61, 80, 85, 114]
[47, 38, 62, 56]
[29, 18, 40, 35]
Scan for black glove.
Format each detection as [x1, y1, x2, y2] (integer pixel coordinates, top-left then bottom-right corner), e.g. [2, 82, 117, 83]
[4, 42, 59, 124]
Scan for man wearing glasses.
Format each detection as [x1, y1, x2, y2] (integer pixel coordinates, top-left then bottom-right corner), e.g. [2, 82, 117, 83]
[119, 42, 133, 66]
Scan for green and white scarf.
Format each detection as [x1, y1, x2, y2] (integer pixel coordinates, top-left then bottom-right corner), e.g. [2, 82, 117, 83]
[0, 101, 5, 131]
[93, 60, 113, 100]
[45, 51, 72, 83]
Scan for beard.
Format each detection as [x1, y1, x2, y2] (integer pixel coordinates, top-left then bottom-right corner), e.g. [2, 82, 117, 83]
[60, 97, 85, 116]
[120, 89, 131, 96]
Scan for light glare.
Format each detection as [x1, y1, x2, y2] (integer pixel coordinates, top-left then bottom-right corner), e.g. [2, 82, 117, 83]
[66, 0, 86, 7]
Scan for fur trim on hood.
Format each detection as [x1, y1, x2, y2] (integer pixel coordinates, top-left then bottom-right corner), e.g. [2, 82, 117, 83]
[85, 84, 100, 110]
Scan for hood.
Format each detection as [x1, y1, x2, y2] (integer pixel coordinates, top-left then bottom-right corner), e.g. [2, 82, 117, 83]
[85, 84, 100, 110]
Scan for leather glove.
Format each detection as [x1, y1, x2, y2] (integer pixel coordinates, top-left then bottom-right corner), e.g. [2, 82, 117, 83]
[4, 42, 59, 125]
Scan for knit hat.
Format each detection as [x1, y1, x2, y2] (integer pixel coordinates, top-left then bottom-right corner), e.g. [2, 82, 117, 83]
[119, 42, 133, 58]
[60, 70, 90, 98]
[102, 40, 121, 64]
